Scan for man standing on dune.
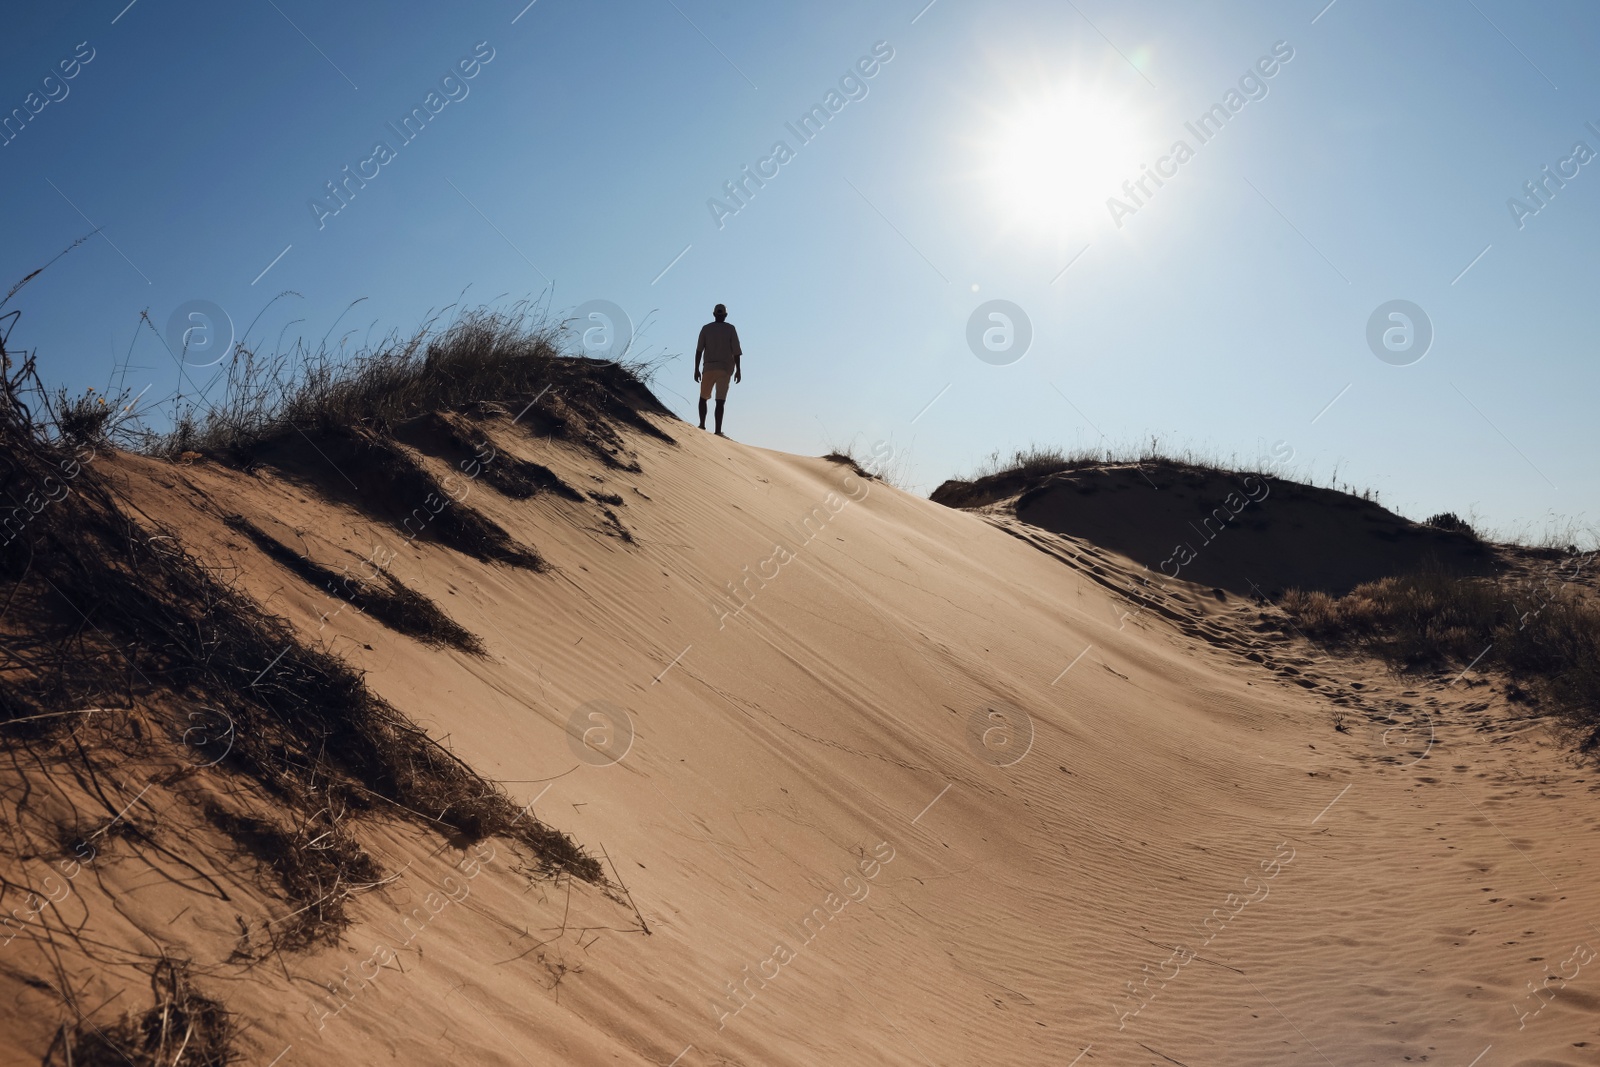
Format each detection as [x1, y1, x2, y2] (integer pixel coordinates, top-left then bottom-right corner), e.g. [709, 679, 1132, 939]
[694, 303, 742, 437]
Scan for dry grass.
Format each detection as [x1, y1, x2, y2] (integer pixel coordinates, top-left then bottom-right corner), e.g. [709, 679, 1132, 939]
[43, 960, 235, 1067]
[820, 438, 907, 487]
[51, 385, 126, 447]
[135, 305, 669, 572]
[2, 322, 605, 961]
[822, 451, 874, 479]
[958, 439, 1269, 483]
[148, 303, 672, 463]
[1, 286, 661, 1061]
[202, 800, 384, 953]
[965, 443, 1103, 482]
[1284, 566, 1600, 748]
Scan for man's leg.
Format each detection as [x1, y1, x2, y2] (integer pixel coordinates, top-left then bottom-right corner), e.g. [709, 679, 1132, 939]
[713, 399, 726, 435]
[698, 398, 708, 429]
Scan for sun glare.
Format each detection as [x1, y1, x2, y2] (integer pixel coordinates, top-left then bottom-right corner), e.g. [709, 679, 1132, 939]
[985, 89, 1146, 234]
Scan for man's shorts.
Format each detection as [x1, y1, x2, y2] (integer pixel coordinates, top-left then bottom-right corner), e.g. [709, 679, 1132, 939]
[699, 366, 733, 400]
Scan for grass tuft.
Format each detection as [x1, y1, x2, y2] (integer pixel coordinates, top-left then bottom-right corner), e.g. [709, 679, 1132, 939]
[44, 959, 236, 1067]
[822, 451, 874, 479]
[148, 303, 670, 462]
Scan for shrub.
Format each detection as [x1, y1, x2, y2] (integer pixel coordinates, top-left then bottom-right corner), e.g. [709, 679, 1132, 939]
[52, 386, 119, 444]
[1425, 512, 1478, 539]
[1284, 568, 1600, 749]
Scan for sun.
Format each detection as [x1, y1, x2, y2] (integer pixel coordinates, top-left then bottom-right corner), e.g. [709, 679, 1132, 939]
[983, 88, 1147, 234]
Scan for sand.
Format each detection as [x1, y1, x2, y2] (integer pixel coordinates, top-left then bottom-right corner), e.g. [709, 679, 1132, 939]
[3, 410, 1597, 1067]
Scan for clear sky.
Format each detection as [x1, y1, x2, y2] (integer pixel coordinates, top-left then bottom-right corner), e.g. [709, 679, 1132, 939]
[5, 0, 1596, 541]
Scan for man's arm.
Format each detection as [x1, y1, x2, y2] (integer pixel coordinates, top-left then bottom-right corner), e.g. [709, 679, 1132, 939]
[694, 326, 705, 379]
[732, 327, 742, 382]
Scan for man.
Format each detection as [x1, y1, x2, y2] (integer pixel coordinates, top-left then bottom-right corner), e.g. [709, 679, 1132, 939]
[694, 303, 742, 437]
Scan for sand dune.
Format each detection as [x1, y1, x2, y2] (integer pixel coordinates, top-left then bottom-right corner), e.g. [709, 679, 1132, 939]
[4, 404, 1597, 1067]
[933, 460, 1497, 598]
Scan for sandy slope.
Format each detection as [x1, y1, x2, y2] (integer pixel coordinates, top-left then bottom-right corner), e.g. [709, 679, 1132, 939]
[5, 412, 1598, 1067]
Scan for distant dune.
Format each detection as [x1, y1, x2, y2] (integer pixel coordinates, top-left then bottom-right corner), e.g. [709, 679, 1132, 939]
[4, 367, 1597, 1067]
[933, 458, 1498, 598]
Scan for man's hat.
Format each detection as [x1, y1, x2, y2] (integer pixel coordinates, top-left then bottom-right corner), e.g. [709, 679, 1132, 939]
[713, 303, 727, 316]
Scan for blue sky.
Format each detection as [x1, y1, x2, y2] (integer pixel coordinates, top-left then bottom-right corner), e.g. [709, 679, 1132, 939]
[5, 0, 1596, 540]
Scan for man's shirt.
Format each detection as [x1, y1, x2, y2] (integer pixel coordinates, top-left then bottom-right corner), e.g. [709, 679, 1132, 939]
[697, 321, 742, 371]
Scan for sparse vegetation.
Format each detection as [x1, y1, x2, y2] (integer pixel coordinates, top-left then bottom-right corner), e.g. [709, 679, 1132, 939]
[128, 304, 668, 570]
[2, 313, 605, 987]
[820, 437, 907, 487]
[150, 302, 671, 462]
[43, 960, 236, 1067]
[52, 385, 129, 446]
[203, 800, 384, 952]
[1424, 512, 1478, 540]
[822, 451, 874, 479]
[1, 283, 661, 1062]
[1284, 568, 1600, 748]
[966, 443, 1090, 481]
[959, 439, 1269, 484]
